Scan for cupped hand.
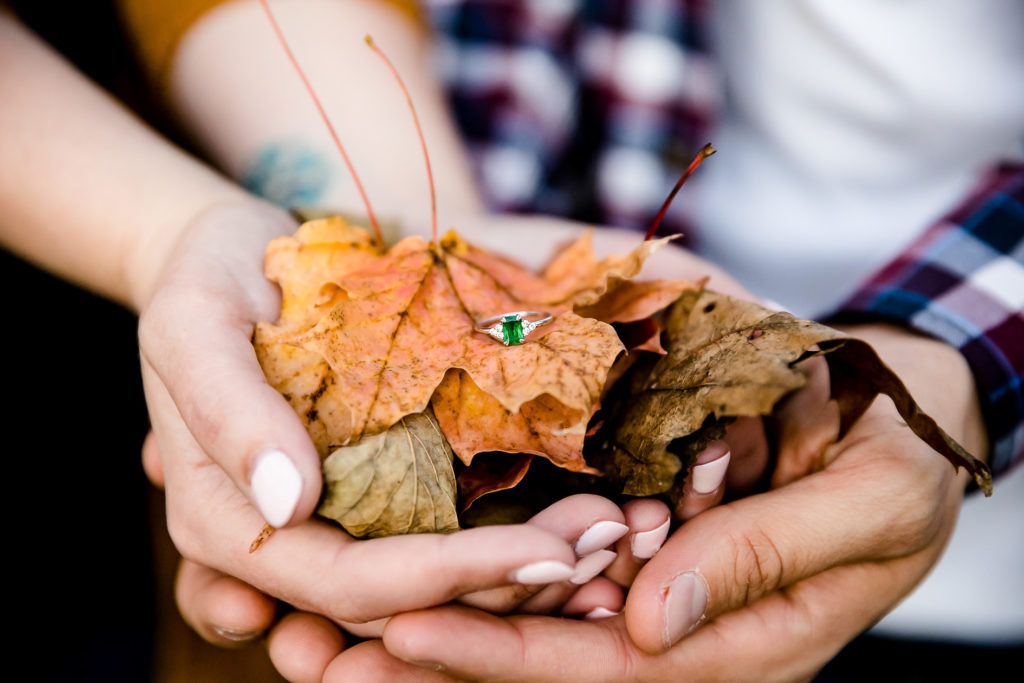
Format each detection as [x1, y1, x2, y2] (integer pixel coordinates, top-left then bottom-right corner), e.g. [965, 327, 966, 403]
[380, 324, 987, 681]
[140, 207, 751, 680]
[162, 490, 670, 681]
[137, 202, 604, 638]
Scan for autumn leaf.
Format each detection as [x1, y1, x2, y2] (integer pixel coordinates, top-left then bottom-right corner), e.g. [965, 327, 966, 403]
[575, 278, 697, 325]
[457, 451, 534, 512]
[290, 230, 623, 448]
[254, 217, 381, 456]
[431, 370, 594, 468]
[595, 289, 993, 498]
[318, 409, 460, 538]
[452, 229, 682, 309]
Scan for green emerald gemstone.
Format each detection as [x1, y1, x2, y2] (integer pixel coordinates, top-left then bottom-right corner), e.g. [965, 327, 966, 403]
[501, 315, 525, 345]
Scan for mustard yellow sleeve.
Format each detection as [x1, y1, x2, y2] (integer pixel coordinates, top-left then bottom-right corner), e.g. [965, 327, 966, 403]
[115, 0, 423, 86]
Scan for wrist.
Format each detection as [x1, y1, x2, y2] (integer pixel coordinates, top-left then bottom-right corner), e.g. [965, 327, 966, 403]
[126, 194, 294, 313]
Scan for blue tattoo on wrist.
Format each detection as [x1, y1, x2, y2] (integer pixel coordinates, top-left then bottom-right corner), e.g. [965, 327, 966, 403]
[243, 142, 331, 208]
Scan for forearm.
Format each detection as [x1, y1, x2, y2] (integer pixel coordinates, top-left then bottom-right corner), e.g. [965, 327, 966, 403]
[167, 0, 483, 231]
[0, 13, 256, 311]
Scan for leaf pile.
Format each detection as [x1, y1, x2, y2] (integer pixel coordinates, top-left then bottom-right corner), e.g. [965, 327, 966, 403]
[591, 288, 992, 501]
[254, 217, 692, 536]
[255, 218, 991, 538]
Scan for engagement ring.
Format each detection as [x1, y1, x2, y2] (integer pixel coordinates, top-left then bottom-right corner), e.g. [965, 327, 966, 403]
[475, 311, 552, 346]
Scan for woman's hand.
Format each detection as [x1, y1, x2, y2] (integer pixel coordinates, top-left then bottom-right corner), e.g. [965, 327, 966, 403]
[139, 202, 625, 633]
[142, 209, 758, 680]
[376, 325, 987, 681]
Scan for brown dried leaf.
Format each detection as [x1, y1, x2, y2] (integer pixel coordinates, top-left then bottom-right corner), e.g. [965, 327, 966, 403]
[597, 289, 992, 497]
[317, 410, 460, 538]
[457, 452, 534, 512]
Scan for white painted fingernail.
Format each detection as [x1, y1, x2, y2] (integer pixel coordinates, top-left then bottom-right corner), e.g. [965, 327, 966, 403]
[631, 518, 670, 559]
[762, 298, 786, 311]
[691, 450, 731, 494]
[250, 450, 303, 527]
[583, 607, 620, 620]
[574, 521, 629, 556]
[570, 549, 617, 585]
[510, 560, 575, 585]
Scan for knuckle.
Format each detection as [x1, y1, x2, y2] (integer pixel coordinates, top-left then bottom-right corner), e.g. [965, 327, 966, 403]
[165, 504, 203, 562]
[870, 458, 949, 555]
[727, 524, 785, 604]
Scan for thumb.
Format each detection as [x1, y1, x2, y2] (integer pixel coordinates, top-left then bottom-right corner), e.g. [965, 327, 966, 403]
[140, 288, 322, 529]
[623, 432, 950, 654]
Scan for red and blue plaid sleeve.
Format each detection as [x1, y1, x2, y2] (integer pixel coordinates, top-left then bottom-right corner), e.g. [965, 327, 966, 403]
[839, 164, 1024, 476]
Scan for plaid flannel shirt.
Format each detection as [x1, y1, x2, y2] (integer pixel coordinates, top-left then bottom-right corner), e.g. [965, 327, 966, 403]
[423, 0, 1023, 476]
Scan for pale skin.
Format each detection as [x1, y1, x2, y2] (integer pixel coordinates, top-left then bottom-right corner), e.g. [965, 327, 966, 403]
[0, 0, 676, 661]
[0, 0, 687, 671]
[0, 1, 991, 681]
[164, 3, 989, 681]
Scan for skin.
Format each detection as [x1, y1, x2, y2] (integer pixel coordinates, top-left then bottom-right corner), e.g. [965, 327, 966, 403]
[375, 325, 988, 682]
[0, 5, 679, 671]
[1, 1, 993, 680]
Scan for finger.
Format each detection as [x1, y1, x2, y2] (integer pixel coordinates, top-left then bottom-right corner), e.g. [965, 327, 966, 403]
[625, 406, 958, 653]
[559, 576, 625, 620]
[150, 370, 584, 625]
[721, 416, 769, 494]
[384, 557, 917, 682]
[601, 498, 671, 588]
[140, 281, 321, 528]
[268, 612, 346, 683]
[770, 355, 840, 488]
[324, 640, 457, 683]
[174, 558, 277, 646]
[337, 616, 389, 639]
[675, 440, 730, 521]
[385, 606, 635, 682]
[141, 430, 164, 489]
[459, 494, 628, 614]
[516, 545, 617, 614]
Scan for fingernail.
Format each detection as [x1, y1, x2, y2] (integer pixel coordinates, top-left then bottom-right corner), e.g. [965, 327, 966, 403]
[574, 521, 629, 556]
[408, 660, 446, 672]
[583, 607, 620, 620]
[631, 518, 670, 559]
[570, 549, 617, 585]
[691, 450, 731, 494]
[510, 560, 575, 585]
[250, 450, 302, 528]
[212, 626, 262, 642]
[663, 571, 709, 648]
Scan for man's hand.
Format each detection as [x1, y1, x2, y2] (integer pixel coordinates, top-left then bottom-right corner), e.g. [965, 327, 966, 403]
[375, 325, 987, 681]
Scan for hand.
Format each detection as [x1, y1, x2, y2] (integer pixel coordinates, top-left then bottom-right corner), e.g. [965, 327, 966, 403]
[138, 201, 604, 642]
[374, 325, 987, 681]
[140, 207, 749, 680]
[163, 495, 672, 682]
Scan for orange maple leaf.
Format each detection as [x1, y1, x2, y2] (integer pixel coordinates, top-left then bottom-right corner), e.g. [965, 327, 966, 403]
[287, 230, 624, 450]
[254, 217, 382, 456]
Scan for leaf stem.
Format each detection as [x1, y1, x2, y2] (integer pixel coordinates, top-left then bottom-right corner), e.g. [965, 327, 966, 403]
[644, 143, 716, 241]
[365, 35, 438, 244]
[259, 0, 384, 248]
